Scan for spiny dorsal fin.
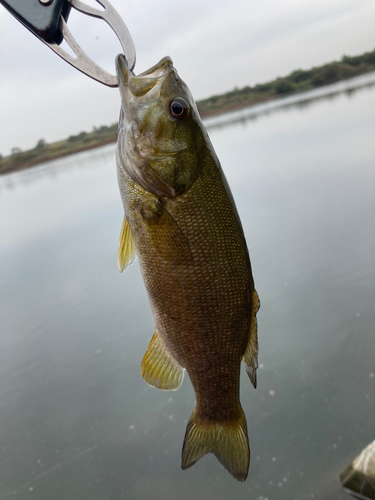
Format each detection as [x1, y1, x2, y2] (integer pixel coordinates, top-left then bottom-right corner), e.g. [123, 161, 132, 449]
[118, 216, 136, 273]
[141, 331, 184, 391]
[181, 406, 250, 482]
[243, 289, 260, 388]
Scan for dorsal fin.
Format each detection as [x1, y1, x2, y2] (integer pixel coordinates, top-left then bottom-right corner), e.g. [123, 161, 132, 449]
[118, 216, 137, 273]
[141, 331, 184, 391]
[242, 289, 260, 388]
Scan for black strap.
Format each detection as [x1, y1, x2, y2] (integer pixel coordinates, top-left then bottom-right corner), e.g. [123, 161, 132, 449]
[0, 0, 71, 44]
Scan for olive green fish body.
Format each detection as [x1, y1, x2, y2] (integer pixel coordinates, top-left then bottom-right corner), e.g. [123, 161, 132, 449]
[116, 55, 259, 481]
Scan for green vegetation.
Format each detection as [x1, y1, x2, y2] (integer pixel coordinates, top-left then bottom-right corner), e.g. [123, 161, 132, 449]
[1, 49, 375, 175]
[196, 48, 375, 115]
[0, 123, 118, 175]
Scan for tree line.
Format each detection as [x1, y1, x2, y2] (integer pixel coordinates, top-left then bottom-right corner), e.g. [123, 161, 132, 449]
[1, 48, 375, 170]
[196, 48, 375, 113]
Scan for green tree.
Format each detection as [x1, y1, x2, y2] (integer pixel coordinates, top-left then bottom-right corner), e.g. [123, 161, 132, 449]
[67, 131, 87, 143]
[275, 80, 294, 94]
[35, 139, 47, 149]
[342, 54, 363, 67]
[253, 83, 272, 92]
[289, 69, 313, 83]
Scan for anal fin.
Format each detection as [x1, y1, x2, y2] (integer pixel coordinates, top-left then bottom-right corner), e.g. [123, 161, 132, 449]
[141, 331, 184, 391]
[243, 289, 260, 388]
[118, 216, 136, 273]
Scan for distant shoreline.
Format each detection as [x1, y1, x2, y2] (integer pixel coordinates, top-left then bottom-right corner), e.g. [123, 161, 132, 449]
[1, 48, 375, 176]
[0, 99, 277, 176]
[0, 137, 117, 175]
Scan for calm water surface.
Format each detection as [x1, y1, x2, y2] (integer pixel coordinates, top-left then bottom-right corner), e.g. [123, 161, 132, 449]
[1, 82, 375, 500]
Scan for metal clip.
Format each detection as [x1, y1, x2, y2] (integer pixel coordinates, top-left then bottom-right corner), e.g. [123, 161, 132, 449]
[44, 0, 136, 87]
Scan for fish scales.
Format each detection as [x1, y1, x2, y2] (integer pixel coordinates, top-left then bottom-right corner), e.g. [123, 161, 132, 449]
[116, 54, 259, 481]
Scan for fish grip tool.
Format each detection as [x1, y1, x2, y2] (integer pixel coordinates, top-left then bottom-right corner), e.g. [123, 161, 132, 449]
[0, 0, 71, 44]
[0, 0, 136, 87]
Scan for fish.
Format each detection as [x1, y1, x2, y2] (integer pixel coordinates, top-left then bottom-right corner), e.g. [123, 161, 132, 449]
[115, 54, 260, 482]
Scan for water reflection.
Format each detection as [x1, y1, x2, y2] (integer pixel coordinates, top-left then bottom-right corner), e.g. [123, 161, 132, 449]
[0, 144, 117, 194]
[1, 76, 375, 500]
[204, 71, 375, 131]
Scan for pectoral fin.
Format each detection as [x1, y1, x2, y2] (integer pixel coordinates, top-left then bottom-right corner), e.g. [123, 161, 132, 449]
[141, 166, 176, 199]
[141, 331, 184, 391]
[139, 200, 193, 265]
[118, 216, 137, 273]
[243, 289, 260, 388]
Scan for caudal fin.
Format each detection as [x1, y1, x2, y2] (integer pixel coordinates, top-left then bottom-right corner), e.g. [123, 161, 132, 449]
[181, 407, 250, 482]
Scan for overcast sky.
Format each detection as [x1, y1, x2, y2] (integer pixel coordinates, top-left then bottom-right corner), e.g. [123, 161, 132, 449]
[0, 0, 374, 155]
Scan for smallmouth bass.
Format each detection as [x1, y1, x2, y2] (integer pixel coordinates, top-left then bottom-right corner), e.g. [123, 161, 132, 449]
[115, 54, 260, 482]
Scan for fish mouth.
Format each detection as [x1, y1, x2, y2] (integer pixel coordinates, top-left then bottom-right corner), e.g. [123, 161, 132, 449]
[116, 54, 173, 97]
[116, 53, 134, 87]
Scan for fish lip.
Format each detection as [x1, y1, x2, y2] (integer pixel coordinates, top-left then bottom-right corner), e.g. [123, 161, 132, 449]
[116, 54, 174, 93]
[116, 54, 133, 87]
[137, 56, 173, 77]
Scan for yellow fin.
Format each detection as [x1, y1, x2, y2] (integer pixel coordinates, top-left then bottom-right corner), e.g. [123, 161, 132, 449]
[243, 289, 260, 388]
[117, 216, 136, 273]
[181, 406, 250, 482]
[141, 200, 193, 265]
[141, 331, 184, 391]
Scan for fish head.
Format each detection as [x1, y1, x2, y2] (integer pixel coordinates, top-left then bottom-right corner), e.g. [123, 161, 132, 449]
[116, 54, 205, 198]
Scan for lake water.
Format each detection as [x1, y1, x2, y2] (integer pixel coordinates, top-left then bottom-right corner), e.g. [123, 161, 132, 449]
[1, 77, 375, 500]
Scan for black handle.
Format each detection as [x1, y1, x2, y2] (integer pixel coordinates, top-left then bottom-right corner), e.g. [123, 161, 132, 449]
[0, 0, 71, 44]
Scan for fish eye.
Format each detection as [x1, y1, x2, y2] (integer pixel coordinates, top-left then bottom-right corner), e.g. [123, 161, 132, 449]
[169, 98, 189, 120]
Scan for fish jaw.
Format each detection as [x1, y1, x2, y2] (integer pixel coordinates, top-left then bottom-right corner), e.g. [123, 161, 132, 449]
[116, 54, 205, 198]
[116, 54, 174, 120]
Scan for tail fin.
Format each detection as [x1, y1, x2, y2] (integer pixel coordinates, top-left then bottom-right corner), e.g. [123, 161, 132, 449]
[181, 407, 250, 482]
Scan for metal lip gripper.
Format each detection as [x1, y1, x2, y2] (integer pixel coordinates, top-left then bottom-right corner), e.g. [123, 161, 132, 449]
[1, 0, 136, 87]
